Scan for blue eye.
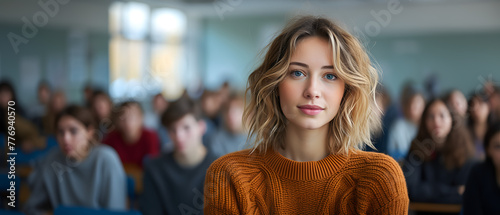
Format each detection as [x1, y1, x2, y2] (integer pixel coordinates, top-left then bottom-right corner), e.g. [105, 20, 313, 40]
[291, 70, 304, 77]
[325, 74, 337, 80]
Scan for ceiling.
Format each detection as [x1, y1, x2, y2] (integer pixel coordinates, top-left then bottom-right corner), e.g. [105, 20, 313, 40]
[0, 0, 499, 36]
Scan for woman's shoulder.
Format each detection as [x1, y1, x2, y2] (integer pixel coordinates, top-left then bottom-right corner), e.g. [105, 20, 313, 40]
[347, 151, 408, 199]
[207, 149, 265, 175]
[347, 151, 405, 180]
[92, 144, 120, 157]
[469, 161, 493, 178]
[349, 150, 400, 166]
[91, 144, 123, 167]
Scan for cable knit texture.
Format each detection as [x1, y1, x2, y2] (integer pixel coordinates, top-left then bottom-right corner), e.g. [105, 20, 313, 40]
[204, 149, 409, 214]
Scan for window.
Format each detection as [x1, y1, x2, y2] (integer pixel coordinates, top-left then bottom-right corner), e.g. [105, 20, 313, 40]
[109, 2, 187, 101]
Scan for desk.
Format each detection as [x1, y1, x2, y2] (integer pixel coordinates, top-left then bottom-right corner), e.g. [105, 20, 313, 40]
[123, 164, 143, 194]
[409, 202, 462, 213]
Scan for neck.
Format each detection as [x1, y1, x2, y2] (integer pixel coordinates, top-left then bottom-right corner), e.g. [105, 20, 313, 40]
[278, 123, 330, 162]
[122, 129, 142, 144]
[71, 146, 91, 162]
[473, 122, 487, 139]
[174, 144, 207, 167]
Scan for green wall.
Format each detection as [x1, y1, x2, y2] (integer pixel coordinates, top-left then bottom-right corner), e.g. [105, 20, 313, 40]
[0, 23, 109, 110]
[201, 16, 500, 100]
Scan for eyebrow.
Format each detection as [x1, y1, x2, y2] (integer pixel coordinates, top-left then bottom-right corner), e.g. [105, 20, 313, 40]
[289, 62, 334, 69]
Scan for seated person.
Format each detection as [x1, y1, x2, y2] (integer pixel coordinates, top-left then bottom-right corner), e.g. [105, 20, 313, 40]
[387, 89, 425, 161]
[0, 81, 45, 154]
[463, 123, 500, 214]
[24, 105, 126, 214]
[143, 93, 173, 152]
[403, 98, 476, 205]
[103, 101, 160, 168]
[140, 96, 218, 215]
[89, 90, 114, 140]
[208, 94, 248, 157]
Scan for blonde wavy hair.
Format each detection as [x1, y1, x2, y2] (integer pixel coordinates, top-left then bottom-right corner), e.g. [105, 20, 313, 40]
[243, 16, 381, 155]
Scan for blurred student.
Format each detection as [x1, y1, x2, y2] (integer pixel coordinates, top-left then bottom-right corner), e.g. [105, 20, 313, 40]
[462, 123, 500, 214]
[143, 93, 172, 152]
[103, 101, 160, 168]
[387, 88, 425, 161]
[367, 84, 402, 154]
[0, 81, 45, 154]
[488, 87, 500, 123]
[30, 81, 51, 120]
[42, 91, 66, 135]
[468, 93, 491, 160]
[24, 105, 126, 214]
[83, 83, 94, 108]
[200, 90, 223, 146]
[205, 16, 408, 214]
[89, 90, 114, 140]
[404, 99, 476, 205]
[445, 89, 468, 118]
[208, 94, 248, 157]
[141, 96, 217, 215]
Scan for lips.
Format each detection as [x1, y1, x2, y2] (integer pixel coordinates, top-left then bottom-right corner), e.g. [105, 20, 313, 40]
[297, 105, 324, 116]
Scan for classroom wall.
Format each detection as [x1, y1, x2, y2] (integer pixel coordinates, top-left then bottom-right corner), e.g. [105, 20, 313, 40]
[0, 23, 110, 109]
[201, 15, 500, 100]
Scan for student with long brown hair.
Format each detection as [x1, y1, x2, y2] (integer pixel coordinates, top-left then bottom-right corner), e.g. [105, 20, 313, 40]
[403, 98, 476, 205]
[204, 16, 409, 214]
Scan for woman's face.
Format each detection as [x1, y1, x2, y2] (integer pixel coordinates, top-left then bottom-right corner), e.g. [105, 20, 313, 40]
[93, 95, 112, 120]
[278, 36, 345, 131]
[448, 91, 467, 117]
[57, 115, 93, 160]
[469, 97, 489, 123]
[408, 95, 425, 123]
[117, 105, 143, 138]
[51, 93, 66, 113]
[0, 89, 13, 109]
[487, 132, 500, 169]
[425, 101, 453, 144]
[224, 99, 245, 133]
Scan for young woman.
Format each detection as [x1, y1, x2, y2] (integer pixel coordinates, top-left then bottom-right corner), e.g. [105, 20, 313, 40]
[89, 90, 114, 139]
[24, 105, 127, 214]
[204, 16, 409, 214]
[403, 99, 476, 205]
[463, 123, 500, 214]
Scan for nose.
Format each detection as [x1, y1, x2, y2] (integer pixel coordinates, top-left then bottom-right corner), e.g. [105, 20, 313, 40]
[171, 129, 185, 143]
[59, 132, 72, 146]
[303, 76, 320, 99]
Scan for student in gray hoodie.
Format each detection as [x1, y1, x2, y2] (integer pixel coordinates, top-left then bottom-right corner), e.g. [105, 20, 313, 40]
[24, 105, 127, 214]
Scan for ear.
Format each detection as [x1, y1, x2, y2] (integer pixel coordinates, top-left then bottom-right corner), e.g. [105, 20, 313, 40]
[198, 120, 207, 136]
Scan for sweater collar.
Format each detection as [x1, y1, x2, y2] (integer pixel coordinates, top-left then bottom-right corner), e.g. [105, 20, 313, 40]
[264, 148, 348, 180]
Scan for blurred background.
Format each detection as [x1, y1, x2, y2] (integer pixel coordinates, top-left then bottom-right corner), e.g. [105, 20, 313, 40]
[0, 0, 499, 106]
[1, 0, 500, 214]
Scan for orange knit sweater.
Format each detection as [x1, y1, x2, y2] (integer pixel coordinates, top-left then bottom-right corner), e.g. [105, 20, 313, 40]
[204, 149, 409, 214]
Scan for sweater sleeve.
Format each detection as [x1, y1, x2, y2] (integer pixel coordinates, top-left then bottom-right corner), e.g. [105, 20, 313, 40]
[363, 154, 409, 215]
[100, 147, 127, 210]
[462, 164, 484, 215]
[140, 166, 166, 215]
[204, 158, 241, 215]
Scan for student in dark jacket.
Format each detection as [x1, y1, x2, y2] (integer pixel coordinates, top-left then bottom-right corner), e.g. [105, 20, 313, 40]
[140, 95, 218, 215]
[462, 122, 500, 215]
[403, 98, 476, 206]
